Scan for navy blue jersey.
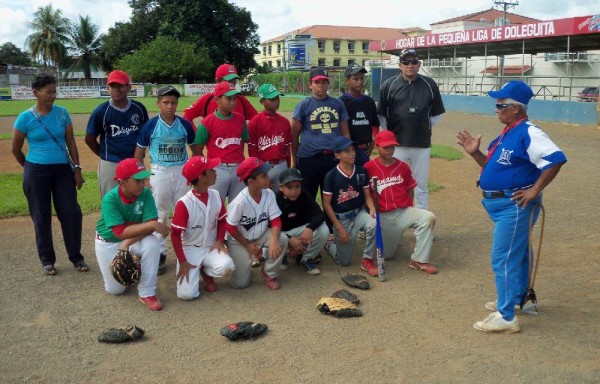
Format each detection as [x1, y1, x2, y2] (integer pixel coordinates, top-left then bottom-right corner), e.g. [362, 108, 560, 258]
[339, 93, 379, 145]
[323, 164, 369, 213]
[86, 99, 149, 162]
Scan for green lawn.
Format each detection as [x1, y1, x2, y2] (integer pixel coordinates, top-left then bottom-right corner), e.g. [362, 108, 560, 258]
[0, 95, 302, 117]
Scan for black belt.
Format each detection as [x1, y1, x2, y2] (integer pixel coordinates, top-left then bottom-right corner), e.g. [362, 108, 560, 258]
[482, 190, 514, 199]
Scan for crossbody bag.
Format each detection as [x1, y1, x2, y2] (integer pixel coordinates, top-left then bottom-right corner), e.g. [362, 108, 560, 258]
[29, 107, 78, 171]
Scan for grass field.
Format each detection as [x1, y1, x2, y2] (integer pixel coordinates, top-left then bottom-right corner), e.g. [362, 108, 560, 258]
[0, 95, 303, 117]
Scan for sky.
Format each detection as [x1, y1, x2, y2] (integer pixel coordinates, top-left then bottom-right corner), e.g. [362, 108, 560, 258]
[1, 0, 598, 50]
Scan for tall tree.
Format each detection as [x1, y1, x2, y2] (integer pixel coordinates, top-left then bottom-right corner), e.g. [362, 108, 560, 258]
[25, 4, 71, 67]
[116, 36, 211, 83]
[0, 42, 32, 65]
[67, 16, 104, 79]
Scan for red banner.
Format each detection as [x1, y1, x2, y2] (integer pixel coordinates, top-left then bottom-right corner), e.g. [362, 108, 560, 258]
[371, 15, 600, 52]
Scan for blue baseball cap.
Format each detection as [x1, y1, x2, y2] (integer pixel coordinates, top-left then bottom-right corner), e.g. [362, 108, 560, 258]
[488, 81, 534, 105]
[333, 136, 354, 152]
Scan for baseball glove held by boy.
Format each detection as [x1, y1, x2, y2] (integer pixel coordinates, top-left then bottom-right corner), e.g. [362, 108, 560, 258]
[110, 249, 141, 287]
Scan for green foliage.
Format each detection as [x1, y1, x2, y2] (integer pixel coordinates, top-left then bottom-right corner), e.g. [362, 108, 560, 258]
[431, 144, 463, 161]
[66, 16, 104, 79]
[427, 181, 443, 193]
[0, 42, 32, 65]
[116, 37, 211, 83]
[253, 72, 311, 94]
[0, 172, 101, 218]
[26, 4, 71, 67]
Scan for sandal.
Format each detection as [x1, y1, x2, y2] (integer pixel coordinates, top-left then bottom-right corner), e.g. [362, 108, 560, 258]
[74, 261, 90, 272]
[43, 265, 57, 276]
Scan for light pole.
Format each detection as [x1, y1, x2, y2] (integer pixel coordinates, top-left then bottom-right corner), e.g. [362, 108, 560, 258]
[493, 0, 519, 85]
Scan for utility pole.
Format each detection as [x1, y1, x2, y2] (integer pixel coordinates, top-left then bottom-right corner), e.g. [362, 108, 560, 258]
[493, 0, 519, 85]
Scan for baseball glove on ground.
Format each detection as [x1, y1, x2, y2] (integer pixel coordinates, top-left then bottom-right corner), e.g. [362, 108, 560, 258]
[220, 322, 268, 341]
[340, 272, 370, 290]
[332, 289, 360, 304]
[110, 249, 141, 287]
[98, 325, 145, 343]
[317, 297, 362, 318]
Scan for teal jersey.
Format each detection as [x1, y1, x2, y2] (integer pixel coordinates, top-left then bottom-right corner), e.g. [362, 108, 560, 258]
[96, 187, 158, 242]
[137, 115, 195, 166]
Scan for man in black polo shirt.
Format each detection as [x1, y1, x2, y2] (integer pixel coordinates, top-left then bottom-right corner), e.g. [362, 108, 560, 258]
[377, 49, 445, 210]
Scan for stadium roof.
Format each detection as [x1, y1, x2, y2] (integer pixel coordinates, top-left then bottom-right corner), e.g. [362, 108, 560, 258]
[262, 25, 426, 44]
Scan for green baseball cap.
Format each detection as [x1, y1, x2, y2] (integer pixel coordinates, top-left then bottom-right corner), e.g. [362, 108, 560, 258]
[258, 83, 284, 100]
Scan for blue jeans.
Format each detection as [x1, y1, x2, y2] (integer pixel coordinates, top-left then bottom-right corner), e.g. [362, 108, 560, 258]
[482, 196, 541, 321]
[23, 161, 84, 267]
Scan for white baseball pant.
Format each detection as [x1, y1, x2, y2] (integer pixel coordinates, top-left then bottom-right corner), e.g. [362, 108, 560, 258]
[211, 163, 245, 204]
[379, 207, 435, 263]
[95, 233, 160, 298]
[393, 146, 431, 210]
[283, 222, 329, 262]
[333, 209, 376, 266]
[98, 159, 119, 198]
[266, 161, 288, 193]
[176, 246, 235, 300]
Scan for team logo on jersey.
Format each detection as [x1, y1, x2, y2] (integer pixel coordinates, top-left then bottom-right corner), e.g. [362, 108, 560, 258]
[497, 148, 513, 165]
[131, 114, 140, 125]
[111, 124, 138, 137]
[287, 212, 297, 219]
[134, 202, 143, 215]
[337, 186, 360, 204]
[352, 111, 370, 126]
[258, 135, 285, 151]
[215, 137, 242, 149]
[309, 106, 339, 133]
[377, 175, 404, 193]
[240, 213, 269, 231]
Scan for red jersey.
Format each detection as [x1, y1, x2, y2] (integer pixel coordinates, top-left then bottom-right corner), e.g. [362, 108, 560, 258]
[183, 92, 258, 128]
[247, 111, 292, 163]
[194, 111, 248, 163]
[364, 158, 417, 212]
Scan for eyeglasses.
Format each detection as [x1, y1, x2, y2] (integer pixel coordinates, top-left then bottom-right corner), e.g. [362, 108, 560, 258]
[401, 59, 419, 65]
[495, 103, 514, 110]
[40, 90, 57, 96]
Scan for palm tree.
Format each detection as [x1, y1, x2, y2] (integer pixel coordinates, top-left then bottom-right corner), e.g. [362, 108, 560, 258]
[25, 4, 71, 68]
[68, 16, 104, 80]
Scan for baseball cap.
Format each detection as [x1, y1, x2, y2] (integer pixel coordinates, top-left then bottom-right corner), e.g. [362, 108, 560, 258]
[181, 156, 221, 184]
[399, 49, 419, 60]
[258, 83, 284, 100]
[488, 80, 535, 105]
[237, 157, 272, 182]
[215, 64, 239, 81]
[214, 81, 241, 98]
[114, 158, 151, 180]
[344, 63, 367, 78]
[107, 70, 130, 85]
[157, 85, 180, 98]
[279, 168, 303, 185]
[333, 136, 354, 152]
[374, 130, 399, 147]
[309, 67, 329, 82]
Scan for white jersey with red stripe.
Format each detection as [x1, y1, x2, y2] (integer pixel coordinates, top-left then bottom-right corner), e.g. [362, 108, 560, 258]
[226, 187, 281, 240]
[171, 189, 225, 247]
[364, 158, 417, 212]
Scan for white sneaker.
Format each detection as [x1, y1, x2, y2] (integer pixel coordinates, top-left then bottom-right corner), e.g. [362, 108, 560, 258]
[473, 311, 520, 333]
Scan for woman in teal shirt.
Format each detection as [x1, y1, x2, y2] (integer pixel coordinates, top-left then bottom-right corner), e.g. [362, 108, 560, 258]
[12, 74, 88, 275]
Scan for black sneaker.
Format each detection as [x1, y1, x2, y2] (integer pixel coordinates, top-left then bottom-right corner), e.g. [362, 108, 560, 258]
[300, 259, 321, 275]
[157, 253, 166, 275]
[281, 255, 289, 270]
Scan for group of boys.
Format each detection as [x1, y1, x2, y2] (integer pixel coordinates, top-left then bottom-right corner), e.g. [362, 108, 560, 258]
[88, 62, 437, 312]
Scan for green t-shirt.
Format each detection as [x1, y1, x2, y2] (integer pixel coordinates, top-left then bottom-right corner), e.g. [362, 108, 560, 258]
[96, 187, 158, 243]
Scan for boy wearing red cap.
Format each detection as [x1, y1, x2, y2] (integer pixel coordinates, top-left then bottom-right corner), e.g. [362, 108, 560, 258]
[247, 83, 292, 192]
[95, 158, 170, 311]
[86, 70, 149, 197]
[194, 82, 248, 203]
[183, 63, 257, 127]
[170, 156, 235, 300]
[364, 131, 437, 274]
[225, 157, 288, 290]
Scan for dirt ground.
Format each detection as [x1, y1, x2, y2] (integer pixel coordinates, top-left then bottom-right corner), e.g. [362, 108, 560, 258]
[0, 111, 598, 383]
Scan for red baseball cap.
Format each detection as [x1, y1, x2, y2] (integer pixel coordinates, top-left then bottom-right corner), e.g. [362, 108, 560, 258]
[214, 82, 241, 98]
[107, 70, 130, 85]
[236, 157, 272, 182]
[114, 158, 151, 180]
[215, 64, 239, 81]
[375, 130, 399, 147]
[182, 156, 221, 184]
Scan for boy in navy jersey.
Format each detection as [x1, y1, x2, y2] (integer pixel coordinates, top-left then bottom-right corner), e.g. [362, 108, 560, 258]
[322, 136, 377, 275]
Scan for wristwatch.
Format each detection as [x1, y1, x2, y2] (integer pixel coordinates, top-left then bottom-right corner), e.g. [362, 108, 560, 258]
[73, 164, 82, 169]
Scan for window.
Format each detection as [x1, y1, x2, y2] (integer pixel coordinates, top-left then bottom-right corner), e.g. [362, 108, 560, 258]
[362, 41, 369, 53]
[268, 61, 272, 68]
[268, 45, 272, 55]
[362, 59, 368, 66]
[333, 41, 340, 53]
[276, 60, 281, 67]
[262, 46, 266, 56]
[318, 40, 325, 53]
[277, 44, 281, 54]
[348, 41, 355, 54]
[318, 58, 326, 66]
[348, 59, 355, 66]
[333, 59, 340, 67]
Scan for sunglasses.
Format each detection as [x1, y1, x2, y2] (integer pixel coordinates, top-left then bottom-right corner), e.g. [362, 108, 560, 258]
[401, 59, 419, 65]
[495, 103, 514, 110]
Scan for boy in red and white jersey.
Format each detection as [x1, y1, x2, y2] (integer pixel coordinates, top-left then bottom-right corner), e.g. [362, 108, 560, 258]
[364, 130, 438, 274]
